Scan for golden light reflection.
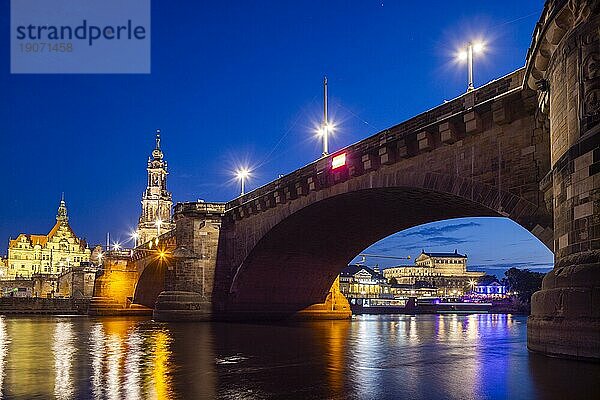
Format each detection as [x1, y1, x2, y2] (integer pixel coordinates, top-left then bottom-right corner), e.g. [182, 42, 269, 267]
[148, 330, 173, 399]
[53, 321, 76, 400]
[325, 321, 349, 397]
[0, 317, 8, 399]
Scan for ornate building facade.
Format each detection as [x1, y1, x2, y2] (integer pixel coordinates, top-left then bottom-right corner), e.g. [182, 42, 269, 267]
[6, 196, 91, 279]
[137, 130, 175, 245]
[383, 250, 484, 295]
[339, 265, 392, 299]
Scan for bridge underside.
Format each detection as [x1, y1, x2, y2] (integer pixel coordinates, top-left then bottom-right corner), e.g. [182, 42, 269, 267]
[228, 187, 502, 313]
[133, 259, 166, 309]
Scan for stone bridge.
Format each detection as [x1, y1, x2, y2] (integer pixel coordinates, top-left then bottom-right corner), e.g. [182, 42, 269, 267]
[101, 0, 599, 360]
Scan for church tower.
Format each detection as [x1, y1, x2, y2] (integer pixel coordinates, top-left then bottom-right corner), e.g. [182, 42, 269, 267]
[137, 130, 175, 245]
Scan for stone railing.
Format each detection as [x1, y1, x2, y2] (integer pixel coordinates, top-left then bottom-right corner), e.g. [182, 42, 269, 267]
[174, 201, 226, 216]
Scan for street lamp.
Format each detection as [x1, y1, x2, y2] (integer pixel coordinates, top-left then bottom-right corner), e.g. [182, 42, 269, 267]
[130, 231, 139, 247]
[236, 168, 250, 196]
[468, 279, 477, 294]
[112, 242, 121, 251]
[317, 76, 336, 157]
[457, 41, 485, 92]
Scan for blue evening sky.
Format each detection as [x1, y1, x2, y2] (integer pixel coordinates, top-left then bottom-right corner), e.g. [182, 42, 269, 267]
[0, 1, 552, 277]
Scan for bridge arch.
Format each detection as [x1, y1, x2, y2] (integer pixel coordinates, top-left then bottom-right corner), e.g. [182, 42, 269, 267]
[226, 170, 552, 311]
[133, 258, 169, 308]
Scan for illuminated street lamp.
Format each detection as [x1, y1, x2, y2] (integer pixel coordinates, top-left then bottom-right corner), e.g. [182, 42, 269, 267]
[236, 168, 250, 196]
[112, 242, 121, 251]
[469, 279, 477, 294]
[457, 41, 485, 92]
[317, 76, 336, 157]
[130, 231, 139, 247]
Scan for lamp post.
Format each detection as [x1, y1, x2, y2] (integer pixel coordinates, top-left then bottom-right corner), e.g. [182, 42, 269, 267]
[468, 279, 477, 296]
[131, 231, 139, 247]
[322, 76, 329, 156]
[236, 168, 250, 196]
[458, 41, 485, 92]
[318, 76, 336, 157]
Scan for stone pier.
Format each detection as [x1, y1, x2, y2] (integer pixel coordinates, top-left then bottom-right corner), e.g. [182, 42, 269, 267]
[526, 0, 600, 360]
[153, 202, 225, 321]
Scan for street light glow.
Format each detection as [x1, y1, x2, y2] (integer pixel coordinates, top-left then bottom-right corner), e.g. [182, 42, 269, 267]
[455, 40, 487, 92]
[236, 167, 251, 195]
[112, 242, 121, 250]
[456, 41, 485, 62]
[130, 231, 139, 245]
[236, 168, 250, 180]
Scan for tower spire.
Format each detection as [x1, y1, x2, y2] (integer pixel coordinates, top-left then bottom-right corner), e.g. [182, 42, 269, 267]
[152, 129, 164, 161]
[56, 194, 68, 223]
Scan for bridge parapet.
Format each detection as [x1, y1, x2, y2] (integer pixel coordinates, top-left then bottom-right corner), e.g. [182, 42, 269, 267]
[226, 68, 532, 221]
[175, 201, 226, 217]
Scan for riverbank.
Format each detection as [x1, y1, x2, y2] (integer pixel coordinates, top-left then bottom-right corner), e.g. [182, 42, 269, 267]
[0, 298, 89, 315]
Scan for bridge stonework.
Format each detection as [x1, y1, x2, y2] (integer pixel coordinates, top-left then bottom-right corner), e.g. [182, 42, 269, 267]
[131, 0, 598, 360]
[526, 0, 600, 360]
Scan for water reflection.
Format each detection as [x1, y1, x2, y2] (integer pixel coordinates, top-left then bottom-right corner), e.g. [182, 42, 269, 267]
[0, 317, 8, 400]
[53, 321, 76, 400]
[105, 329, 123, 400]
[0, 315, 597, 399]
[89, 323, 105, 400]
[124, 328, 142, 400]
[149, 330, 173, 399]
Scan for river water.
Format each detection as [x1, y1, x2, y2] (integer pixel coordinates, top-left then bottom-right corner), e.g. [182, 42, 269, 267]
[0, 314, 597, 399]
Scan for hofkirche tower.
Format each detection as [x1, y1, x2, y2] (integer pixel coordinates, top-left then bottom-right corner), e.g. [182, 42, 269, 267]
[136, 130, 175, 245]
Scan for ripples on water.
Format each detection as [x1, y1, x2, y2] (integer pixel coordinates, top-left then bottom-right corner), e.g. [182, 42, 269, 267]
[0, 314, 597, 399]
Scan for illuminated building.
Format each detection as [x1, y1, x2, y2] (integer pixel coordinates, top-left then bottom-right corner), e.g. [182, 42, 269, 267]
[473, 282, 507, 298]
[6, 196, 91, 279]
[339, 265, 392, 299]
[383, 250, 484, 296]
[137, 130, 175, 245]
[0, 257, 7, 280]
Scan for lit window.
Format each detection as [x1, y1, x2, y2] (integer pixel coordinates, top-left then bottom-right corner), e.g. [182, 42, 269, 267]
[331, 153, 346, 169]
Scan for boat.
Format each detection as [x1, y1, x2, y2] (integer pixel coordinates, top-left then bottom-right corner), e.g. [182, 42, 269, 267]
[349, 296, 492, 314]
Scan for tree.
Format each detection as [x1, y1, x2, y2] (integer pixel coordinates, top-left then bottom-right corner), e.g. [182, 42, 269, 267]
[503, 267, 545, 304]
[477, 274, 499, 285]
